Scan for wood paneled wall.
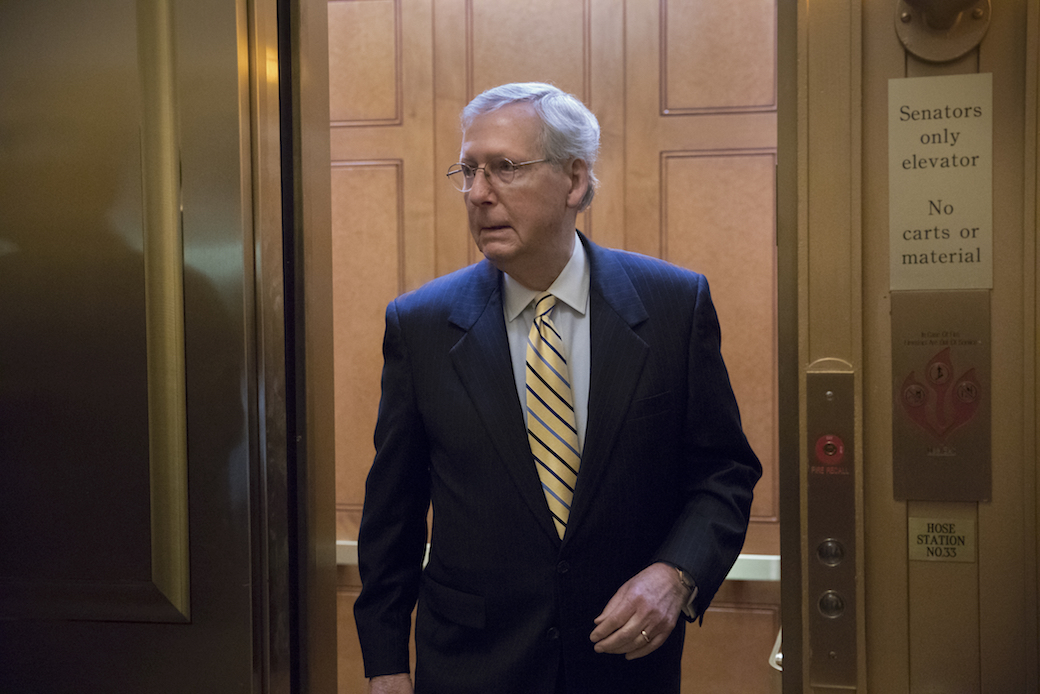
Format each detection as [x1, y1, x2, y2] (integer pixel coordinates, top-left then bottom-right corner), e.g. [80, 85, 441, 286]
[329, 1, 778, 690]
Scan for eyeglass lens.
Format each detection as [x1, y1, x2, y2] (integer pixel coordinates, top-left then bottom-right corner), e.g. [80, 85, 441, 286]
[447, 158, 521, 192]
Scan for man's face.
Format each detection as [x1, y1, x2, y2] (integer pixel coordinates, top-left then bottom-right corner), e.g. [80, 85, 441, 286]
[460, 103, 586, 288]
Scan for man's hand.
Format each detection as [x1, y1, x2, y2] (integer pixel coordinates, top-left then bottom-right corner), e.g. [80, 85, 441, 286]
[589, 562, 690, 660]
[369, 673, 413, 694]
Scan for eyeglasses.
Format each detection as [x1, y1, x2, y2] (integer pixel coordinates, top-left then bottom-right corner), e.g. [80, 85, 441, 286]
[446, 157, 548, 192]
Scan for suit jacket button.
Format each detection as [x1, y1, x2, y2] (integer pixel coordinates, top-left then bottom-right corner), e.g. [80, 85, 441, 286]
[546, 627, 560, 641]
[556, 561, 570, 574]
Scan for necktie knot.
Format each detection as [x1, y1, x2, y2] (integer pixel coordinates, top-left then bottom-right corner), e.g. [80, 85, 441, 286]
[534, 292, 557, 319]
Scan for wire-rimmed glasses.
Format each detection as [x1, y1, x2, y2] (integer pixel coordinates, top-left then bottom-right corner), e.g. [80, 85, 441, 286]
[446, 157, 548, 192]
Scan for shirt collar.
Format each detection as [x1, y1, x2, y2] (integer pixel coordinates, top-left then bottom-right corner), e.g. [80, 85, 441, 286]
[503, 232, 590, 322]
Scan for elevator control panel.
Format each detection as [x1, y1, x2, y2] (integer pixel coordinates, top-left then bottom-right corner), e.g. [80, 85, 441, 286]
[806, 365, 857, 689]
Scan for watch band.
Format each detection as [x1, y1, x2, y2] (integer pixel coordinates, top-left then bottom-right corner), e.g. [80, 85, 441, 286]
[675, 566, 693, 592]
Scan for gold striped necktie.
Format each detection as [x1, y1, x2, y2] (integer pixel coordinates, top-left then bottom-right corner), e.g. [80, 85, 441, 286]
[525, 292, 580, 539]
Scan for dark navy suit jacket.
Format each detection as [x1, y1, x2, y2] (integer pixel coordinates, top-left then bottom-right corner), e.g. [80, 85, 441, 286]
[354, 233, 761, 694]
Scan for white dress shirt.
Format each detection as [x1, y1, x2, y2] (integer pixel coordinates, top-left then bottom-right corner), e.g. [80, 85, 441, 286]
[502, 232, 591, 453]
[502, 234, 699, 615]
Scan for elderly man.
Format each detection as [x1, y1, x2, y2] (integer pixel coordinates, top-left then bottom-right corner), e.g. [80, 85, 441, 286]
[354, 82, 761, 694]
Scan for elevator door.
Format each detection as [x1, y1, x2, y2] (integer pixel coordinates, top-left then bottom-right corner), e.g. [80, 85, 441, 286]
[1, 0, 263, 690]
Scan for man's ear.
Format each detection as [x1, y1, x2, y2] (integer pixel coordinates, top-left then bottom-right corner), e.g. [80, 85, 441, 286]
[565, 158, 590, 209]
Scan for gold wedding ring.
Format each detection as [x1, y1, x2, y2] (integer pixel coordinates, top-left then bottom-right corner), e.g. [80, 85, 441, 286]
[640, 630, 651, 644]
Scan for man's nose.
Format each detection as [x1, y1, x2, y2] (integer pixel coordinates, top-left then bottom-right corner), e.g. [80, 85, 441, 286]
[467, 170, 495, 203]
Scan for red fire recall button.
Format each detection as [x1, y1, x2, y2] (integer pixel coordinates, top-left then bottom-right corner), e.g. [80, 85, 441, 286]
[815, 434, 845, 466]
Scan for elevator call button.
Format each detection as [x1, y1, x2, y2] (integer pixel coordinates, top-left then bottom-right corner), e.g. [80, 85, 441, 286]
[815, 434, 845, 466]
[817, 539, 846, 567]
[818, 591, 846, 619]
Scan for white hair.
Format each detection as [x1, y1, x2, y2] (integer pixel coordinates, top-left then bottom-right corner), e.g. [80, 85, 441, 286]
[461, 83, 600, 211]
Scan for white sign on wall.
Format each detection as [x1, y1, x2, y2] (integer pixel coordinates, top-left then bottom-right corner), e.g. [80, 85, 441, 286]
[889, 73, 992, 290]
[908, 517, 976, 563]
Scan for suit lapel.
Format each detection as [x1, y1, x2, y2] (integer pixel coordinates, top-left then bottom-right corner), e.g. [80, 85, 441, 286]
[566, 237, 649, 542]
[448, 261, 562, 542]
[446, 240, 652, 546]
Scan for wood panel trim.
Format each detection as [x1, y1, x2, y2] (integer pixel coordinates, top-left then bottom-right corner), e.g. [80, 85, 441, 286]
[582, 0, 592, 106]
[331, 159, 407, 294]
[659, 148, 779, 532]
[658, 147, 777, 263]
[329, 0, 403, 128]
[462, 0, 593, 104]
[659, 0, 778, 116]
[464, 0, 473, 101]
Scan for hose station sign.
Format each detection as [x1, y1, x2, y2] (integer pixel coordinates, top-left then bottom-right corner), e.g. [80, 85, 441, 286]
[908, 517, 977, 563]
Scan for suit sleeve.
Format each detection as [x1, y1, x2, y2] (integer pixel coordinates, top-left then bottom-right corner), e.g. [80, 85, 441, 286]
[353, 299, 432, 677]
[653, 275, 762, 619]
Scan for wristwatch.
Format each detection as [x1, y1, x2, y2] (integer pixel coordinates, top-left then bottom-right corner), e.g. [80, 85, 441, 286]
[675, 566, 694, 593]
[669, 564, 698, 618]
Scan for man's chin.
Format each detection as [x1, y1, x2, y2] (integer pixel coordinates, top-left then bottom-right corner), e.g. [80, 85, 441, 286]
[474, 237, 518, 266]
